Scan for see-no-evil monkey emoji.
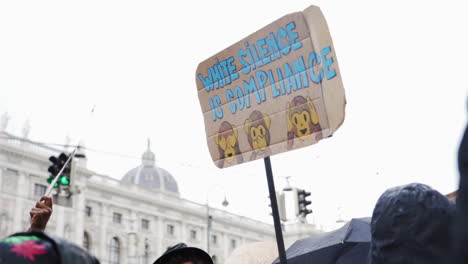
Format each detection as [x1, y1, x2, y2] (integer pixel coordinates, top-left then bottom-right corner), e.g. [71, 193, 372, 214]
[244, 110, 272, 161]
[287, 96, 322, 149]
[214, 121, 243, 167]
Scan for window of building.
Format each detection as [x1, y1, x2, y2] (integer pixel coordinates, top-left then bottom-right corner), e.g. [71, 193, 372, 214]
[83, 232, 91, 251]
[85, 206, 92, 217]
[212, 255, 217, 264]
[141, 219, 149, 230]
[166, 224, 174, 236]
[230, 239, 236, 249]
[211, 234, 217, 245]
[113, 213, 122, 224]
[190, 230, 197, 240]
[34, 184, 46, 197]
[109, 237, 120, 264]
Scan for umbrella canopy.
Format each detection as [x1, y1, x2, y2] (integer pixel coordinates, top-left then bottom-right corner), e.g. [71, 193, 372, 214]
[273, 217, 371, 264]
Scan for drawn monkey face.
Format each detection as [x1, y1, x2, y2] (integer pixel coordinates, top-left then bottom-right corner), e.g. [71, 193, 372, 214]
[244, 111, 271, 151]
[215, 121, 240, 164]
[287, 96, 319, 140]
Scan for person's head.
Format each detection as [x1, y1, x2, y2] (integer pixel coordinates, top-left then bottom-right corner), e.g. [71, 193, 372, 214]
[0, 231, 100, 264]
[370, 183, 455, 264]
[154, 243, 213, 264]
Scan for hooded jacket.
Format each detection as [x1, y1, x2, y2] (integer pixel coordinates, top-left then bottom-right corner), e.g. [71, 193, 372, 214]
[370, 183, 455, 264]
[452, 124, 468, 263]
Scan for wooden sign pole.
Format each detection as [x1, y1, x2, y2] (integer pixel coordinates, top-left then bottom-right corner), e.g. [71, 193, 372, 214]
[264, 156, 288, 264]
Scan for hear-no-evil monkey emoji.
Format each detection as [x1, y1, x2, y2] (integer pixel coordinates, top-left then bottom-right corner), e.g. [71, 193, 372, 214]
[244, 110, 272, 161]
[287, 96, 322, 149]
[214, 121, 243, 167]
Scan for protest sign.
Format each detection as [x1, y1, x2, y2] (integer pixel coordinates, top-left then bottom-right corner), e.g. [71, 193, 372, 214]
[196, 5, 346, 168]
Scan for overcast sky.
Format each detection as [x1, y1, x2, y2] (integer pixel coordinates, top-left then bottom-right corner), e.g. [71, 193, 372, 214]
[1, 0, 467, 230]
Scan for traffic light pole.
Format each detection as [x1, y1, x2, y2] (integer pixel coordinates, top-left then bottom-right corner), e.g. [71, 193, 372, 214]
[264, 157, 288, 264]
[45, 148, 77, 197]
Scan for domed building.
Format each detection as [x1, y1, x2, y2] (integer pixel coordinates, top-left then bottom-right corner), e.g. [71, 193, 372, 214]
[0, 128, 321, 264]
[121, 140, 179, 195]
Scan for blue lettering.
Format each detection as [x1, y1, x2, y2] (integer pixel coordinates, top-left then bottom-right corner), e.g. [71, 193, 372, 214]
[226, 89, 236, 114]
[308, 51, 323, 84]
[276, 67, 286, 95]
[245, 42, 256, 71]
[277, 28, 290, 55]
[257, 38, 271, 66]
[255, 70, 267, 102]
[209, 98, 217, 120]
[209, 96, 223, 120]
[251, 43, 263, 67]
[321, 46, 337, 80]
[227, 57, 240, 81]
[234, 86, 245, 110]
[218, 59, 229, 85]
[283, 63, 296, 93]
[198, 73, 213, 92]
[286, 21, 302, 51]
[214, 95, 223, 119]
[269, 70, 281, 98]
[243, 77, 261, 106]
[292, 56, 308, 89]
[238, 49, 251, 75]
[209, 67, 221, 89]
[216, 63, 225, 87]
[266, 33, 281, 61]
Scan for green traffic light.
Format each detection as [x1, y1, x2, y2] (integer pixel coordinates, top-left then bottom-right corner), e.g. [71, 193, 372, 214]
[47, 177, 59, 188]
[59, 176, 70, 185]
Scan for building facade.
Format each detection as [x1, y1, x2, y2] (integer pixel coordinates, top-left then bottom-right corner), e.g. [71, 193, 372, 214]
[0, 127, 322, 264]
[0, 130, 281, 264]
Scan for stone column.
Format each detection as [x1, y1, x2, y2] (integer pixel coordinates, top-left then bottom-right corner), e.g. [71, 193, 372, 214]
[74, 184, 85, 246]
[13, 172, 26, 232]
[99, 203, 108, 262]
[0, 168, 3, 194]
[55, 206, 65, 236]
[157, 216, 164, 257]
[181, 222, 187, 242]
[128, 233, 138, 264]
[223, 232, 229, 264]
[128, 210, 138, 264]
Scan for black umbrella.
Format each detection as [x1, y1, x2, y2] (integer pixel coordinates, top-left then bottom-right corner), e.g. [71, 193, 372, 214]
[273, 217, 371, 264]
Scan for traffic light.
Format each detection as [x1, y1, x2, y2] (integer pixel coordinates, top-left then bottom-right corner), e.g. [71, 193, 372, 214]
[268, 191, 287, 222]
[296, 188, 312, 217]
[59, 153, 71, 186]
[47, 153, 71, 187]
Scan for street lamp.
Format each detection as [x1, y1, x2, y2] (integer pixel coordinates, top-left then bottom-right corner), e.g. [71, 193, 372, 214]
[206, 185, 229, 255]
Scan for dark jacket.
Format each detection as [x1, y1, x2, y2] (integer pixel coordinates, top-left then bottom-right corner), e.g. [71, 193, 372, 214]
[453, 124, 468, 263]
[370, 183, 455, 264]
[0, 231, 100, 264]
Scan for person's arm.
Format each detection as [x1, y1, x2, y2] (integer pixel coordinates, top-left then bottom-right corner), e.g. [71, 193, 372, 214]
[28, 196, 53, 232]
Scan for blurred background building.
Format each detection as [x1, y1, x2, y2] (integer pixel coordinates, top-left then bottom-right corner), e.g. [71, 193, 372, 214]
[0, 121, 321, 264]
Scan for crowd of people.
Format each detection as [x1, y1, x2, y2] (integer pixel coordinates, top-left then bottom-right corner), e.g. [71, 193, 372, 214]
[0, 125, 466, 263]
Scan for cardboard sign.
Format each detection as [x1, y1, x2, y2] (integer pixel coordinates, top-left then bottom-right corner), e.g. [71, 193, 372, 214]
[196, 5, 346, 168]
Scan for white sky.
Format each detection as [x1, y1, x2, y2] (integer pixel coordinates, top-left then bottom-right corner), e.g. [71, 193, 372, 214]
[1, 0, 467, 230]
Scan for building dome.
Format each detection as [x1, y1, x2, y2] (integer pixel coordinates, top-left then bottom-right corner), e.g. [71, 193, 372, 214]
[121, 139, 179, 194]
